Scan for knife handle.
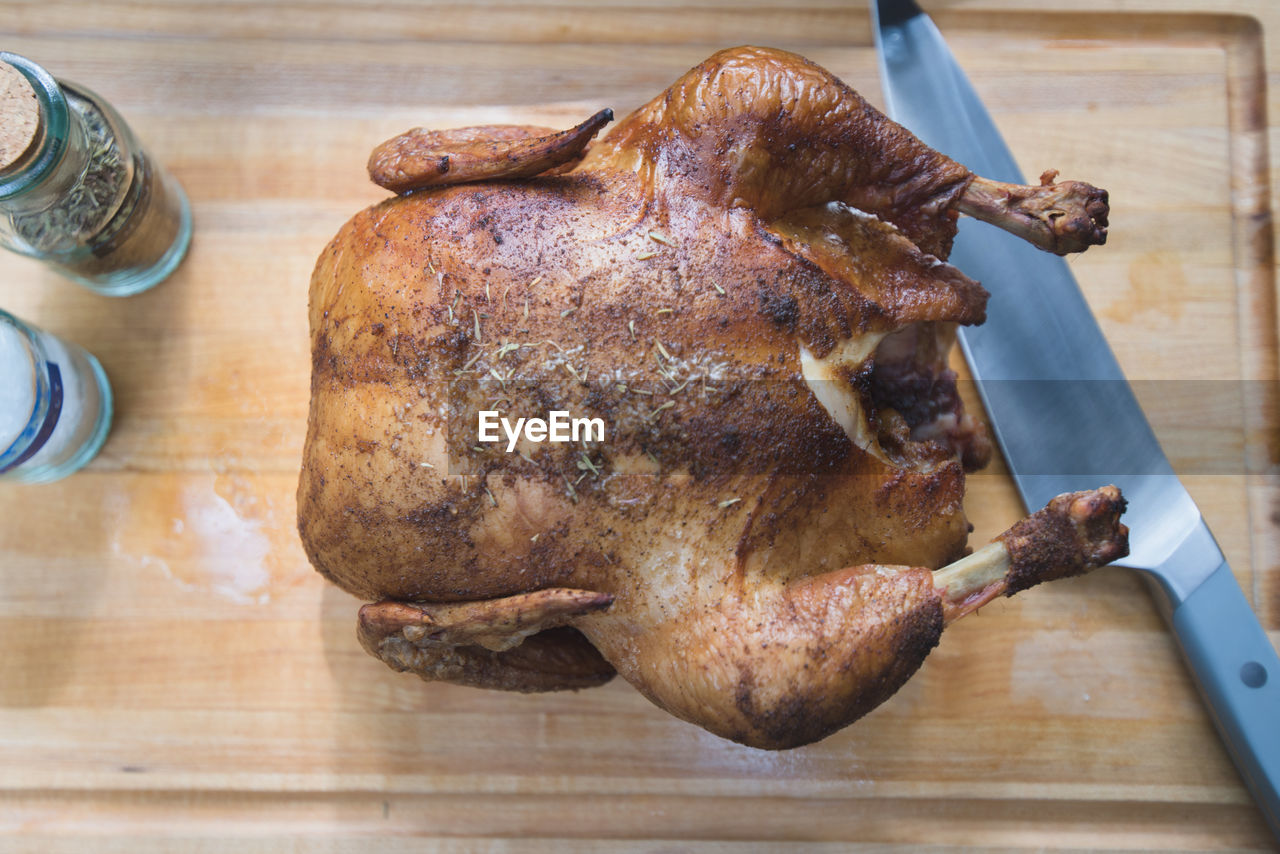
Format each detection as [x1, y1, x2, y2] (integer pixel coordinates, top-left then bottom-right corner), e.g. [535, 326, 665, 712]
[1171, 561, 1280, 841]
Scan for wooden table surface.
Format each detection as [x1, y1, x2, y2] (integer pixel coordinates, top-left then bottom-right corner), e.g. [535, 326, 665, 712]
[1, 0, 1278, 850]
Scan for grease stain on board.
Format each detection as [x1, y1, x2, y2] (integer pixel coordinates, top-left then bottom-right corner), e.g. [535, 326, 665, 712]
[109, 474, 306, 606]
[175, 476, 273, 604]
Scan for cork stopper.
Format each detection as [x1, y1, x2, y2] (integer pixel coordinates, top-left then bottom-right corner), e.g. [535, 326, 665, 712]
[1, 61, 40, 172]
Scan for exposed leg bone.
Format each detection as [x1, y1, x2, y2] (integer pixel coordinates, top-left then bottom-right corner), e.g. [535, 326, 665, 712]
[933, 485, 1128, 622]
[358, 588, 616, 692]
[956, 171, 1109, 255]
[368, 109, 614, 194]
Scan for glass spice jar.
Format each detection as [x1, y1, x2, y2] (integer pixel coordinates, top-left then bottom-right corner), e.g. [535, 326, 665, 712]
[0, 52, 192, 296]
[0, 308, 113, 483]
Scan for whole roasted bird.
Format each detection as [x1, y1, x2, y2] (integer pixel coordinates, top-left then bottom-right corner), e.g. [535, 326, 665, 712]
[298, 47, 1127, 749]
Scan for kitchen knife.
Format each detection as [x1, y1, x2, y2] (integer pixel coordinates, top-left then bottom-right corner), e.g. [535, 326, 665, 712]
[872, 0, 1280, 839]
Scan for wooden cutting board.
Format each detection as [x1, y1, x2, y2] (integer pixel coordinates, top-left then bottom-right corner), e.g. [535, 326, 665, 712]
[1, 0, 1277, 849]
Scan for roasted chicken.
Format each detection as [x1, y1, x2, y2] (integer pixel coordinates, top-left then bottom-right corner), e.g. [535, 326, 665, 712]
[298, 47, 1126, 749]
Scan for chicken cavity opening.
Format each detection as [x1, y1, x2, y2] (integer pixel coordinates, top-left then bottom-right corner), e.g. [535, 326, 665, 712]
[799, 322, 991, 472]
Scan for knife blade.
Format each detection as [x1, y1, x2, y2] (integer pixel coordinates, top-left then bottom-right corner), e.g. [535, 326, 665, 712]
[872, 0, 1279, 838]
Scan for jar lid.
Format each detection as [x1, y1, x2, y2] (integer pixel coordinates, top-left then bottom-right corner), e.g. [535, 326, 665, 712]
[0, 61, 40, 172]
[0, 62, 40, 174]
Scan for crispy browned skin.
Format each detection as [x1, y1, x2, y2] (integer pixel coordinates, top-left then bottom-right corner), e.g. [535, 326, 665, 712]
[299, 46, 1120, 749]
[358, 593, 616, 692]
[367, 109, 614, 194]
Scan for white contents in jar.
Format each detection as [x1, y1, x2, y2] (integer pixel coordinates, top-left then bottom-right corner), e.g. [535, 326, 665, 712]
[0, 321, 101, 475]
[0, 322, 37, 451]
[24, 330, 95, 469]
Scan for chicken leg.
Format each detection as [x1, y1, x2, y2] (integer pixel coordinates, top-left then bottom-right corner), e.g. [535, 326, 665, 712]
[598, 45, 1105, 259]
[565, 486, 1127, 749]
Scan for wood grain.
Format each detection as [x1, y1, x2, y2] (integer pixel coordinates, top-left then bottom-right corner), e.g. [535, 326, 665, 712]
[0, 0, 1277, 849]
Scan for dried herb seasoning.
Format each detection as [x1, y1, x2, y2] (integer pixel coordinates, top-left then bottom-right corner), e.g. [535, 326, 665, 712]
[11, 89, 127, 250]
